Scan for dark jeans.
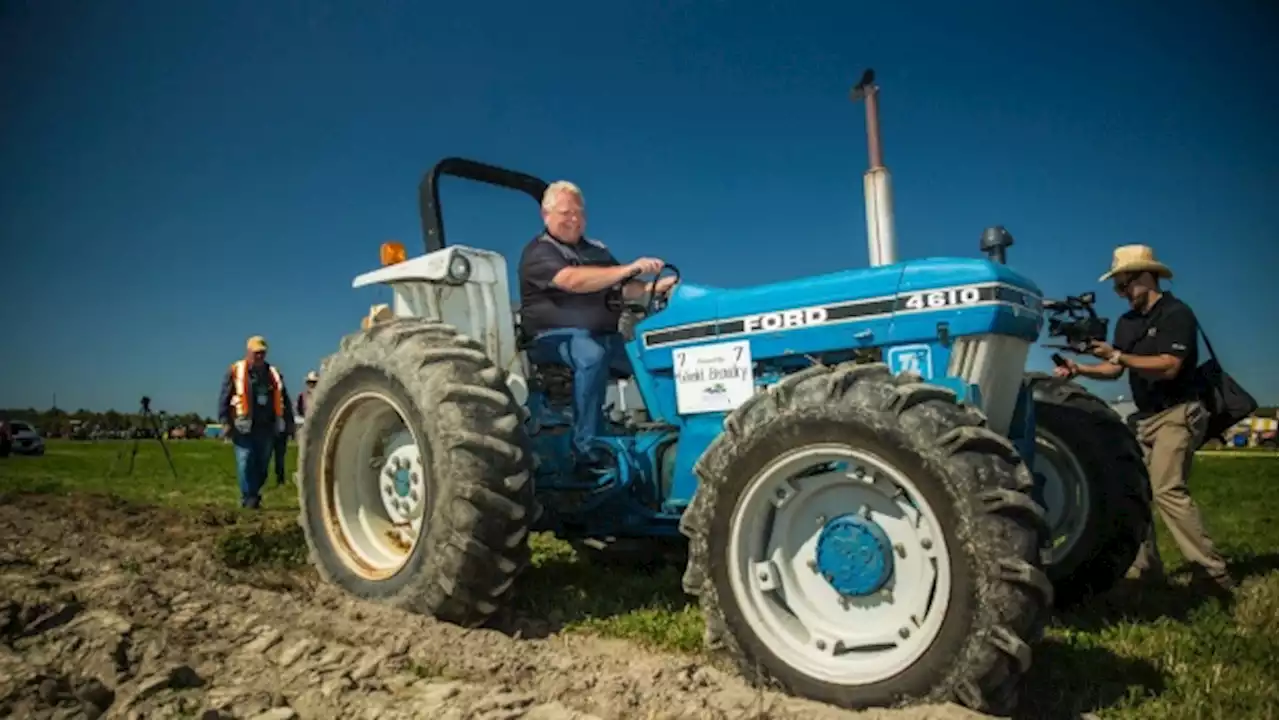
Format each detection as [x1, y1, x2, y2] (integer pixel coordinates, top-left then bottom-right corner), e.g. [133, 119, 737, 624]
[528, 328, 632, 461]
[232, 431, 274, 507]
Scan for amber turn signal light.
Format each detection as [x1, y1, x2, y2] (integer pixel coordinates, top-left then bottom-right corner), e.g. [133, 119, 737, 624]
[380, 241, 407, 266]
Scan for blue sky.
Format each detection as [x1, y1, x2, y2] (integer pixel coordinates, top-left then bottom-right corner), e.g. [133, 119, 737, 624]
[1, 0, 1274, 415]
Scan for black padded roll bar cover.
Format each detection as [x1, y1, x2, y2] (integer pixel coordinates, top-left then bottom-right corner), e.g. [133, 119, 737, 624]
[418, 157, 551, 253]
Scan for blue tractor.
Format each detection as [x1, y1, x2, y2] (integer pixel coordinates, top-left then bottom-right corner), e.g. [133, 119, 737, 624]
[296, 70, 1150, 715]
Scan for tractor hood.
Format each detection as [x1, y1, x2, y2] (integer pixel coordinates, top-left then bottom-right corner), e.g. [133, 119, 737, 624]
[635, 257, 1043, 352]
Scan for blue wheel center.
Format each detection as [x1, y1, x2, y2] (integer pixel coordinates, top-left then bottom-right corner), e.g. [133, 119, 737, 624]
[393, 467, 412, 497]
[814, 512, 894, 597]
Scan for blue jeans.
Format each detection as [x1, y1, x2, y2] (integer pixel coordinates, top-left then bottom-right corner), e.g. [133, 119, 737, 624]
[529, 329, 632, 461]
[233, 431, 275, 507]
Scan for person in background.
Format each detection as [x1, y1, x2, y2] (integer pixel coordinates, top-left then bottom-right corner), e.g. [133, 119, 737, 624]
[297, 370, 319, 419]
[270, 387, 296, 487]
[218, 335, 288, 509]
[1053, 244, 1233, 595]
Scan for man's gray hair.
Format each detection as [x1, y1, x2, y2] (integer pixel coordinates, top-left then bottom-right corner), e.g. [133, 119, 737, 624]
[542, 180, 584, 211]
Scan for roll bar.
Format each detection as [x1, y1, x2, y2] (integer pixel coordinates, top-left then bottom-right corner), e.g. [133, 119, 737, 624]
[417, 157, 550, 253]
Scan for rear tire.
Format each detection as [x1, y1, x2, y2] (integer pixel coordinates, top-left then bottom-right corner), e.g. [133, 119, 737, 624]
[297, 319, 536, 627]
[680, 363, 1052, 715]
[1027, 373, 1151, 609]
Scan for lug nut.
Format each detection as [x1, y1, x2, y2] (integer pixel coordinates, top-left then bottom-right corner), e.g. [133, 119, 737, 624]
[921, 538, 933, 550]
[898, 627, 910, 639]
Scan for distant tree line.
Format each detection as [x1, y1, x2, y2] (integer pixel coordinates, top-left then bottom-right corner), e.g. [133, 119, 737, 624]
[0, 406, 215, 438]
[4, 404, 1276, 439]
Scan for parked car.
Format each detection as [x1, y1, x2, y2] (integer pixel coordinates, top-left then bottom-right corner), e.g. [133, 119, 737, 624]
[6, 420, 45, 456]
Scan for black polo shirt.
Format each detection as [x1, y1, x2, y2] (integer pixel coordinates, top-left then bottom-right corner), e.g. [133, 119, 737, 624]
[518, 231, 623, 337]
[1113, 292, 1200, 413]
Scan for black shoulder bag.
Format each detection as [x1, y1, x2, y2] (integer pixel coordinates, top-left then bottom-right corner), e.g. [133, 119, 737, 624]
[1193, 323, 1258, 447]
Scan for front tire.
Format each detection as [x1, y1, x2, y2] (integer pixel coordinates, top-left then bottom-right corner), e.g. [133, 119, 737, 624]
[1027, 373, 1151, 609]
[297, 319, 536, 627]
[680, 363, 1052, 715]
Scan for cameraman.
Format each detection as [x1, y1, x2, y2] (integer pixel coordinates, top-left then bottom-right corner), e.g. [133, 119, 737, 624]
[1054, 245, 1232, 594]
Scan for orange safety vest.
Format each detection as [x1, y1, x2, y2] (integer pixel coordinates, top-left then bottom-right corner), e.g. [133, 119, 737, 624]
[230, 359, 284, 419]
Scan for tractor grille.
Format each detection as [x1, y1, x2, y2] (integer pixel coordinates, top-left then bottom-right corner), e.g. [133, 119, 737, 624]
[946, 334, 1030, 436]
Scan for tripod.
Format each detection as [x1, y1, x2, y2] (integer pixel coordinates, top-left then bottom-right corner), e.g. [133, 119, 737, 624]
[109, 396, 179, 479]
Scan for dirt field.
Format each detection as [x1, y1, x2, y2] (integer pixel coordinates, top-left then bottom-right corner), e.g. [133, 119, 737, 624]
[0, 493, 985, 720]
[2, 442, 1276, 720]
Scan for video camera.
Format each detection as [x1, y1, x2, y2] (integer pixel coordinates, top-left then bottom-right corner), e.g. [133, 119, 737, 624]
[1042, 291, 1109, 358]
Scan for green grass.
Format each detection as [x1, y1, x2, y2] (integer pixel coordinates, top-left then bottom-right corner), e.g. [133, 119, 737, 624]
[1, 440, 1275, 719]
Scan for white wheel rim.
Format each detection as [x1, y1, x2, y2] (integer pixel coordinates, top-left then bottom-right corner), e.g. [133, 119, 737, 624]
[1034, 427, 1090, 565]
[726, 444, 952, 686]
[319, 390, 426, 580]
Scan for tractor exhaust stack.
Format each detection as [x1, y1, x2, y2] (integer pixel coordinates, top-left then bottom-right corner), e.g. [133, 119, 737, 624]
[850, 69, 898, 267]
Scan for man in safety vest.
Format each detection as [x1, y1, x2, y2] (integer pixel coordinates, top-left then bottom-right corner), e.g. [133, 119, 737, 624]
[218, 335, 289, 509]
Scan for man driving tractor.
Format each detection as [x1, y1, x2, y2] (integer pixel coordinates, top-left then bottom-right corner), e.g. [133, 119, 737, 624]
[517, 180, 677, 476]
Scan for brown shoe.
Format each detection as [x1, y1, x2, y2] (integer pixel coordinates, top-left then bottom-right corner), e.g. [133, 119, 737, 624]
[1208, 572, 1236, 592]
[1190, 566, 1236, 600]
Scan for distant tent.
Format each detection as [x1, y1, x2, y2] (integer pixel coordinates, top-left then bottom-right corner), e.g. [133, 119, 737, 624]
[204, 424, 223, 439]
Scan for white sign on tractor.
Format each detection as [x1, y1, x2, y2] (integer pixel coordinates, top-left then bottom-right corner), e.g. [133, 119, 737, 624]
[673, 340, 755, 414]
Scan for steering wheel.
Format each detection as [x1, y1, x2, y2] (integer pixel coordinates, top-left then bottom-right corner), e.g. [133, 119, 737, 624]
[603, 264, 682, 317]
[644, 264, 681, 315]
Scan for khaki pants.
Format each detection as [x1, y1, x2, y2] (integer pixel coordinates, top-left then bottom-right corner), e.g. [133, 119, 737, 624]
[1128, 400, 1228, 579]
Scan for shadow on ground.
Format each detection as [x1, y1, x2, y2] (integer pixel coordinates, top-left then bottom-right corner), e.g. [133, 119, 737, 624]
[1015, 552, 1278, 718]
[1016, 639, 1165, 719]
[1057, 552, 1277, 632]
[500, 536, 699, 646]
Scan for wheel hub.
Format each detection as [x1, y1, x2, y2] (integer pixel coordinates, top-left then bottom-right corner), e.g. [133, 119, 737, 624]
[380, 445, 424, 524]
[815, 510, 894, 597]
[393, 467, 412, 497]
[1034, 428, 1090, 565]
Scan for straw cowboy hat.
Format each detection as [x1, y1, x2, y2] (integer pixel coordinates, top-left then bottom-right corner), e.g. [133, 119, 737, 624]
[1098, 244, 1174, 282]
[246, 335, 268, 352]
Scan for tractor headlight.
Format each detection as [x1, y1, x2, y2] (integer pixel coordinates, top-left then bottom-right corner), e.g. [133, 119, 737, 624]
[446, 253, 472, 285]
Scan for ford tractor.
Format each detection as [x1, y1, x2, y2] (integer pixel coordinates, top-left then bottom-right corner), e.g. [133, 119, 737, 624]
[296, 69, 1150, 715]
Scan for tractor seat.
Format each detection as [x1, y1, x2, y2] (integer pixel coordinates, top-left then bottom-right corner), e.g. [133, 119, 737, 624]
[513, 305, 634, 381]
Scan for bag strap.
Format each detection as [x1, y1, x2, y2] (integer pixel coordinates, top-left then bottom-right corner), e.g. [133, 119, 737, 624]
[1195, 320, 1220, 363]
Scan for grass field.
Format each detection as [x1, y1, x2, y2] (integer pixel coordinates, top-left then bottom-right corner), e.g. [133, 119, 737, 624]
[1, 439, 1275, 719]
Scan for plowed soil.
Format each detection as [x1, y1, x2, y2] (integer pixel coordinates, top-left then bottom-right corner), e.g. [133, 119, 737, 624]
[0, 493, 988, 720]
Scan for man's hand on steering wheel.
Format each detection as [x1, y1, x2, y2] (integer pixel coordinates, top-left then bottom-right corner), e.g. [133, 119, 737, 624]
[652, 274, 679, 295]
[627, 257, 665, 275]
